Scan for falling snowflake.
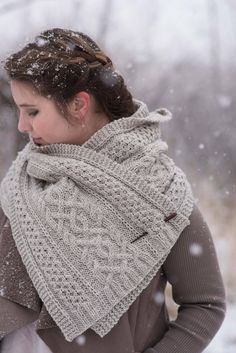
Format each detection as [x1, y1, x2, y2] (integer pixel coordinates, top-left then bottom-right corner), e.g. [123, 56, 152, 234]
[0, 288, 5, 296]
[126, 63, 133, 69]
[153, 291, 165, 304]
[176, 149, 182, 156]
[75, 334, 86, 345]
[189, 243, 203, 256]
[217, 95, 232, 108]
[66, 42, 76, 52]
[26, 69, 33, 75]
[35, 37, 50, 47]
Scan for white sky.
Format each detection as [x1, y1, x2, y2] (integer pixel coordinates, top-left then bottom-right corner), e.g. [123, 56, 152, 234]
[0, 0, 235, 67]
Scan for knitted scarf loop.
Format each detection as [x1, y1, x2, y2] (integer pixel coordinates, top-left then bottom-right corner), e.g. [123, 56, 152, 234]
[0, 99, 194, 342]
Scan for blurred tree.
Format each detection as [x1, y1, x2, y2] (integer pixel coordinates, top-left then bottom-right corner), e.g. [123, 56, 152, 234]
[97, 0, 114, 46]
[207, 0, 222, 96]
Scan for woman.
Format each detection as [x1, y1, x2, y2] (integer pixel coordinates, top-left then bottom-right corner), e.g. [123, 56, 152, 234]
[0, 28, 226, 353]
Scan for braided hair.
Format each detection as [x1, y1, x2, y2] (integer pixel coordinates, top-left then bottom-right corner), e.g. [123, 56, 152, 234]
[4, 28, 136, 122]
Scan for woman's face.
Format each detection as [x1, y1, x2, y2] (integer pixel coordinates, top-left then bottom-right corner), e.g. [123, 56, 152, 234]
[10, 80, 90, 146]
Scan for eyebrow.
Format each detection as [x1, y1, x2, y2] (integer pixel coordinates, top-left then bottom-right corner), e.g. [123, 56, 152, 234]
[19, 104, 37, 107]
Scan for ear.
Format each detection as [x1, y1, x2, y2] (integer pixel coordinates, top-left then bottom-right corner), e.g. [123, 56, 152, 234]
[70, 91, 91, 122]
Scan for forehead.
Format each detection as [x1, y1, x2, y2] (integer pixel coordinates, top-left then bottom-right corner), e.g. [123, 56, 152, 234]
[10, 80, 42, 105]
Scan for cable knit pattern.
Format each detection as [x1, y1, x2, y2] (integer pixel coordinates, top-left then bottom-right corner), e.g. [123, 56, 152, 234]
[0, 99, 194, 342]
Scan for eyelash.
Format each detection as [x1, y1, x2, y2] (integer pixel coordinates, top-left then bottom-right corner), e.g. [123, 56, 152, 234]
[28, 110, 39, 117]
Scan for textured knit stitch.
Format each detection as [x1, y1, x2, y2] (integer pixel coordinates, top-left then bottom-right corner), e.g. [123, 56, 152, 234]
[0, 99, 194, 342]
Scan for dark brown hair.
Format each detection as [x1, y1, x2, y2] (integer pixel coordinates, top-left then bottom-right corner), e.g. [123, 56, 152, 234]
[4, 27, 136, 122]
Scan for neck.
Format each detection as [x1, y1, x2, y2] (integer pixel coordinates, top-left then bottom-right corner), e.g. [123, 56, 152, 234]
[80, 112, 110, 145]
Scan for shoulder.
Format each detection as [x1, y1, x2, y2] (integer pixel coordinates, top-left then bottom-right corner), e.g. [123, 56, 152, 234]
[185, 203, 211, 238]
[189, 203, 206, 221]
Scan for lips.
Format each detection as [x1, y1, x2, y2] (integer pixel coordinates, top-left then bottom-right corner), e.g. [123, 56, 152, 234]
[32, 137, 42, 145]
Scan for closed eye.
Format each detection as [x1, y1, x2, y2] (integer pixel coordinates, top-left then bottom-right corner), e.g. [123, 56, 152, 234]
[11, 104, 39, 119]
[28, 110, 39, 117]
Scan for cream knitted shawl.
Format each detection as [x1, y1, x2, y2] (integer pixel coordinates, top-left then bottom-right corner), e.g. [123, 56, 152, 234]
[0, 99, 194, 342]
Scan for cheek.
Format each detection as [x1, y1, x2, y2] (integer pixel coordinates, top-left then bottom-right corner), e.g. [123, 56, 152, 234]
[33, 119, 51, 135]
[33, 114, 59, 136]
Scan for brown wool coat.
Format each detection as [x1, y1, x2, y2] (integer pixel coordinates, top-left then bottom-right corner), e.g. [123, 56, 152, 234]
[0, 205, 226, 353]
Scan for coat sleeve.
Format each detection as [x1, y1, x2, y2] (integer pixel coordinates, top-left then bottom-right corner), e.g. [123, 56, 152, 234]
[0, 207, 42, 340]
[143, 204, 226, 353]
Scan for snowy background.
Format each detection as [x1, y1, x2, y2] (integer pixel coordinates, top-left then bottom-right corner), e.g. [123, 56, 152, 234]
[0, 0, 235, 352]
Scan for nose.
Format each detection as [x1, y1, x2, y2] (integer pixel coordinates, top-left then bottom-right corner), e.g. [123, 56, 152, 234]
[17, 113, 32, 133]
